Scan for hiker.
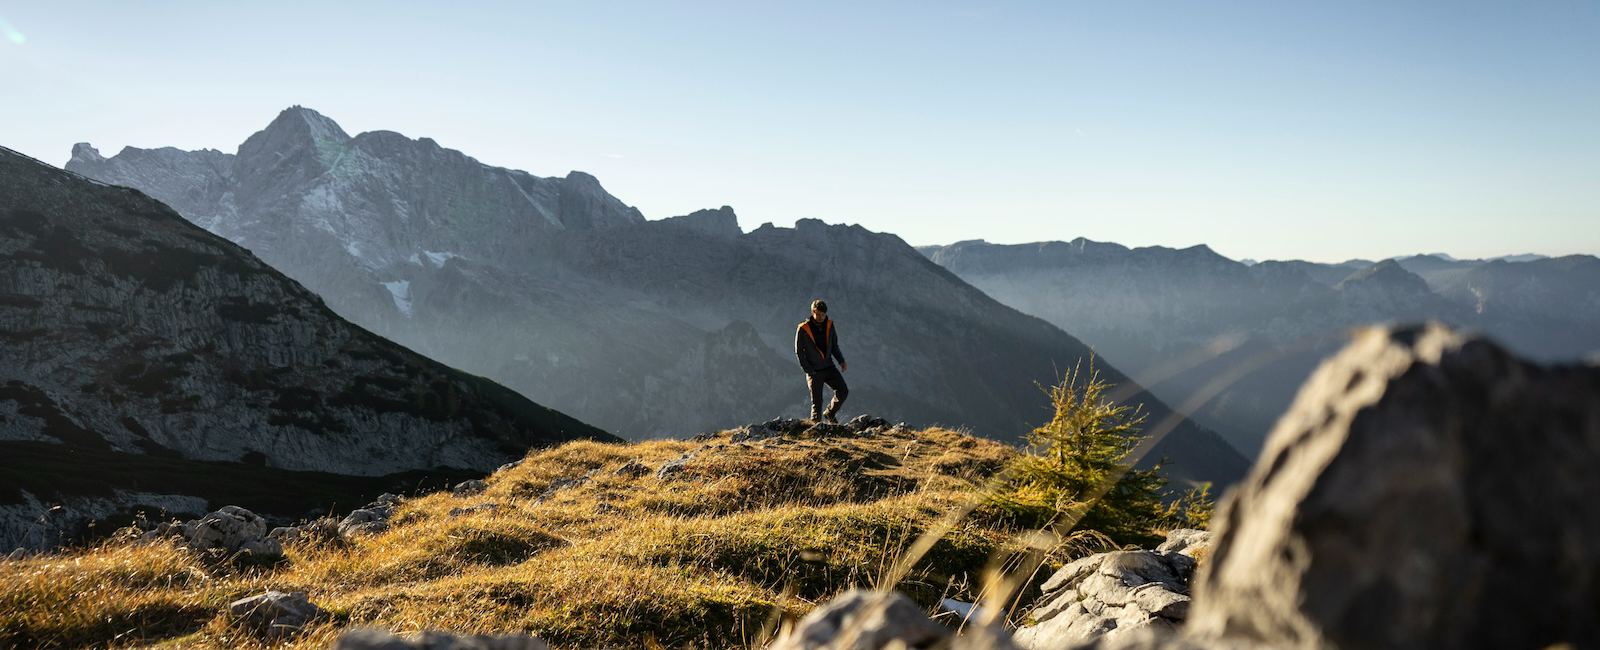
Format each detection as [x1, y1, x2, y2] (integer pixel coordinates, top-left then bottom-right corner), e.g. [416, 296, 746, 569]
[796, 299, 848, 423]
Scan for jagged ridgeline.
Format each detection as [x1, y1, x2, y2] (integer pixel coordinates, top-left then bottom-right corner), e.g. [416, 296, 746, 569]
[0, 147, 615, 550]
[66, 106, 1248, 489]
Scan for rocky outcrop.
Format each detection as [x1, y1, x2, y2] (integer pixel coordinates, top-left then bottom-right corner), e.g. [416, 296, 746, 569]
[770, 589, 1019, 650]
[0, 146, 612, 549]
[228, 590, 324, 638]
[1013, 530, 1211, 649]
[1188, 323, 1600, 649]
[333, 628, 551, 650]
[142, 505, 283, 560]
[337, 493, 404, 539]
[65, 108, 1247, 490]
[770, 589, 975, 650]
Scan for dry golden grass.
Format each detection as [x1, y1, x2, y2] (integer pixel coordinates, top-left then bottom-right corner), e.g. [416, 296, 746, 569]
[0, 425, 1027, 649]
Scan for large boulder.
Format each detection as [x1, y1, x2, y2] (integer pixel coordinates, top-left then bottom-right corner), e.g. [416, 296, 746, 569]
[1013, 531, 1203, 649]
[1188, 323, 1600, 649]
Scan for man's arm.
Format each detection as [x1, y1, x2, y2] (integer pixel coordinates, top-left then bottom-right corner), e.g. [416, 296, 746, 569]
[795, 325, 809, 371]
[830, 325, 846, 369]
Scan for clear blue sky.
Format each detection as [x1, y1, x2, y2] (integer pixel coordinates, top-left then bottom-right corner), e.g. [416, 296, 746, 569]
[3, 1, 1596, 262]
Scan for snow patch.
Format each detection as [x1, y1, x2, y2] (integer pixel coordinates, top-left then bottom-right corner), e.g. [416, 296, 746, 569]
[346, 241, 363, 259]
[382, 280, 413, 317]
[423, 251, 461, 268]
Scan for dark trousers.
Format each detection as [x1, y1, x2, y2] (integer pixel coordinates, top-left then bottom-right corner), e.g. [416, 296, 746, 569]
[806, 367, 849, 419]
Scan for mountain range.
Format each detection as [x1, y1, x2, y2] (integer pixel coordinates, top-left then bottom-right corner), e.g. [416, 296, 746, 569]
[921, 239, 1599, 454]
[0, 146, 611, 549]
[63, 107, 1249, 489]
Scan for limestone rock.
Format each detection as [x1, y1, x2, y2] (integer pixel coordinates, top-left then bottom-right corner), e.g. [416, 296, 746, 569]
[532, 475, 590, 504]
[448, 503, 501, 518]
[1013, 535, 1199, 650]
[1188, 323, 1600, 649]
[451, 480, 487, 497]
[338, 494, 403, 539]
[731, 417, 812, 443]
[844, 415, 891, 434]
[772, 589, 1021, 650]
[1154, 529, 1211, 558]
[333, 628, 551, 649]
[141, 505, 284, 560]
[769, 589, 951, 650]
[228, 590, 324, 638]
[612, 461, 651, 478]
[656, 453, 695, 480]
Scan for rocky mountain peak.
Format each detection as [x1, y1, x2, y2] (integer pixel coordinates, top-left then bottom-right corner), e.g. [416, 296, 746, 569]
[265, 105, 350, 145]
[235, 105, 351, 176]
[1337, 258, 1431, 294]
[660, 206, 741, 238]
[69, 142, 103, 164]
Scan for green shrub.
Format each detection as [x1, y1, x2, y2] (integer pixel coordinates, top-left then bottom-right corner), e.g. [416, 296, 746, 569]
[983, 360, 1208, 547]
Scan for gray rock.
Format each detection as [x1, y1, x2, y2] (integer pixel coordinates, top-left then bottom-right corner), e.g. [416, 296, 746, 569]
[268, 516, 341, 546]
[844, 415, 890, 433]
[612, 461, 651, 478]
[338, 493, 406, 539]
[333, 628, 550, 650]
[228, 590, 324, 637]
[532, 475, 590, 504]
[1014, 542, 1198, 650]
[1188, 323, 1600, 649]
[496, 459, 525, 474]
[186, 505, 268, 550]
[1154, 529, 1212, 558]
[141, 505, 284, 560]
[451, 480, 488, 497]
[448, 503, 501, 518]
[656, 453, 695, 480]
[337, 509, 388, 538]
[769, 589, 951, 650]
[731, 417, 812, 443]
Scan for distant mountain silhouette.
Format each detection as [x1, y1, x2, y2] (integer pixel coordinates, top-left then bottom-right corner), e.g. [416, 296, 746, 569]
[66, 107, 1249, 489]
[921, 240, 1598, 456]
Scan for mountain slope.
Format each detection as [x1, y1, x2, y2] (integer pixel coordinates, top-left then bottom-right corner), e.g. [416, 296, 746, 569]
[0, 146, 613, 549]
[66, 107, 1248, 489]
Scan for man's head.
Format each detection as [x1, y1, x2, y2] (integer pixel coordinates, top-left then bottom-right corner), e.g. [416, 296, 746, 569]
[810, 299, 828, 321]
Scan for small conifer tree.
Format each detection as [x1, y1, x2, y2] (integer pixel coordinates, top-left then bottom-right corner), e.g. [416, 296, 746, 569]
[985, 360, 1206, 546]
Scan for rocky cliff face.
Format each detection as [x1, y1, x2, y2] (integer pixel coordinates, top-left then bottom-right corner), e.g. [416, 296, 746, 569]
[0, 146, 612, 550]
[64, 107, 1248, 489]
[921, 240, 1598, 456]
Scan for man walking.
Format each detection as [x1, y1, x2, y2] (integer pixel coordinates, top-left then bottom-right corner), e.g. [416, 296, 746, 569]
[795, 299, 849, 423]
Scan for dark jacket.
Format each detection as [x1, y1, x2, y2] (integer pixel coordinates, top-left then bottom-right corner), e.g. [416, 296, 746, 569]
[795, 317, 845, 373]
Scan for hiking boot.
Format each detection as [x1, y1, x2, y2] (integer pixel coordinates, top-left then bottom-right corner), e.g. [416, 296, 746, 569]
[823, 412, 839, 425]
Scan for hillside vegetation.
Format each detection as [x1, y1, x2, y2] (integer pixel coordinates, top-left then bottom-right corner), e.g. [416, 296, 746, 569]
[3, 424, 1036, 648]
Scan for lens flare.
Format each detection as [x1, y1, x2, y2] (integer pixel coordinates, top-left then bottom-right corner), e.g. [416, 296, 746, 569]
[0, 17, 24, 45]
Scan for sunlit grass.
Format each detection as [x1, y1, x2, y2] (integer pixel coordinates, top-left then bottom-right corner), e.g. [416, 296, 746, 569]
[0, 425, 1038, 649]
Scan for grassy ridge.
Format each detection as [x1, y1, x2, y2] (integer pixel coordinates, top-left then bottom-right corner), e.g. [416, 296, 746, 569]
[1, 426, 1025, 649]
